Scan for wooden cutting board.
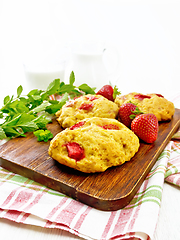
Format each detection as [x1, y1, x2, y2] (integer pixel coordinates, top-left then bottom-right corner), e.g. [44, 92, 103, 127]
[0, 109, 180, 211]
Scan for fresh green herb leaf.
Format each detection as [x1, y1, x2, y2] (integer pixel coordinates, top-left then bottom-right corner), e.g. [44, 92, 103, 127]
[0, 113, 3, 119]
[3, 115, 22, 127]
[68, 90, 82, 99]
[19, 121, 38, 133]
[46, 103, 64, 114]
[17, 85, 23, 98]
[33, 115, 52, 129]
[46, 92, 69, 114]
[33, 129, 53, 142]
[57, 84, 75, 94]
[46, 78, 60, 96]
[30, 101, 49, 114]
[78, 84, 96, 94]
[0, 126, 7, 140]
[28, 89, 42, 96]
[69, 71, 75, 85]
[3, 95, 10, 105]
[2, 126, 24, 138]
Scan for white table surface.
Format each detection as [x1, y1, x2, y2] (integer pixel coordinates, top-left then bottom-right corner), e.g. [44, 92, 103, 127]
[0, 1, 180, 239]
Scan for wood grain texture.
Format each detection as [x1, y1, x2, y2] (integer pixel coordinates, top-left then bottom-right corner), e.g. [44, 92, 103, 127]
[0, 109, 180, 211]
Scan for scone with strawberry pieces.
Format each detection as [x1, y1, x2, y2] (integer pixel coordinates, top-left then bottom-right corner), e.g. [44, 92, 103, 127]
[48, 117, 140, 173]
[115, 92, 175, 121]
[56, 94, 119, 129]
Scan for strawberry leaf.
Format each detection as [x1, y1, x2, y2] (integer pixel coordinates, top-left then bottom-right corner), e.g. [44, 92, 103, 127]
[113, 85, 121, 99]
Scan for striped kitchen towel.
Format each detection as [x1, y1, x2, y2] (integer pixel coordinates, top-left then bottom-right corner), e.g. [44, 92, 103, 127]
[165, 93, 180, 187]
[0, 93, 180, 240]
[165, 139, 180, 187]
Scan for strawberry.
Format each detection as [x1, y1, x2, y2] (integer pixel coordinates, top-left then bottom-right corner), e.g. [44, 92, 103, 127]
[96, 84, 120, 102]
[65, 142, 85, 161]
[118, 103, 141, 128]
[131, 113, 158, 143]
[96, 85, 114, 101]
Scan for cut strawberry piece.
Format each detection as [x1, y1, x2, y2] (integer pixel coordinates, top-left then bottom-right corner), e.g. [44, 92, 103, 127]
[69, 121, 85, 130]
[134, 94, 151, 100]
[96, 85, 114, 101]
[131, 113, 158, 143]
[79, 102, 94, 110]
[65, 142, 85, 161]
[99, 124, 119, 130]
[155, 94, 164, 98]
[118, 103, 141, 128]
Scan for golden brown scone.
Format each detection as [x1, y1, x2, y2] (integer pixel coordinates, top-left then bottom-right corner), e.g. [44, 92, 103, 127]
[48, 117, 140, 173]
[55, 94, 119, 128]
[115, 92, 175, 121]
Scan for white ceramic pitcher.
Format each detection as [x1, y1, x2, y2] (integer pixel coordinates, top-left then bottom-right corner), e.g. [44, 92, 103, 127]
[68, 42, 119, 91]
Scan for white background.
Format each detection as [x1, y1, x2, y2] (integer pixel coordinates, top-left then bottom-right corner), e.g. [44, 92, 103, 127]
[0, 0, 180, 102]
[0, 1, 180, 239]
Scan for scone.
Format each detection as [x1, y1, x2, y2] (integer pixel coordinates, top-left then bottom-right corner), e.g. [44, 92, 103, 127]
[115, 92, 175, 121]
[48, 117, 140, 173]
[55, 94, 119, 128]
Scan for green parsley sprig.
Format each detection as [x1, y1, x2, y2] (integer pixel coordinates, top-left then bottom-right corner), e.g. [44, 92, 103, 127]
[0, 71, 95, 141]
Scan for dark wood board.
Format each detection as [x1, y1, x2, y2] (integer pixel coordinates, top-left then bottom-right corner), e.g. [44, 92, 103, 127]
[0, 109, 180, 211]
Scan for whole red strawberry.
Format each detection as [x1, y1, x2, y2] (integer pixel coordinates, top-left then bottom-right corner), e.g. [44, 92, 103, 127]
[118, 103, 138, 127]
[96, 85, 114, 101]
[131, 113, 158, 143]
